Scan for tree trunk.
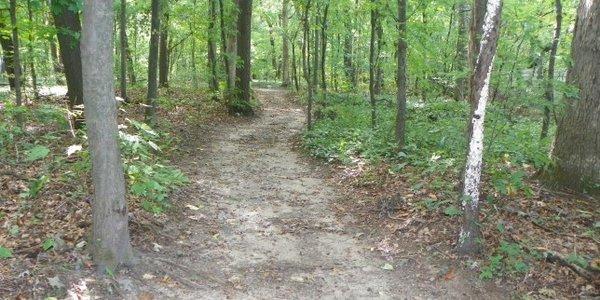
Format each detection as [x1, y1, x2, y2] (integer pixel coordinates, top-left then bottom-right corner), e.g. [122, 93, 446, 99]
[158, 3, 169, 88]
[291, 31, 299, 91]
[26, 0, 39, 100]
[146, 0, 161, 123]
[369, 0, 378, 128]
[208, 0, 219, 92]
[320, 2, 329, 92]
[51, 0, 83, 109]
[302, 0, 313, 129]
[454, 1, 469, 101]
[395, 0, 407, 149]
[232, 0, 253, 115]
[281, 0, 291, 87]
[265, 16, 279, 80]
[119, 0, 128, 101]
[190, 0, 199, 89]
[551, 0, 600, 193]
[467, 0, 489, 108]
[343, 28, 356, 89]
[0, 16, 15, 91]
[44, 1, 63, 84]
[218, 0, 235, 93]
[458, 0, 503, 256]
[126, 42, 136, 85]
[540, 0, 562, 139]
[9, 0, 22, 106]
[81, 0, 133, 270]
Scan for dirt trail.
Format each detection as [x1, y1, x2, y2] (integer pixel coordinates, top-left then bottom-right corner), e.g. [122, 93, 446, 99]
[121, 89, 503, 299]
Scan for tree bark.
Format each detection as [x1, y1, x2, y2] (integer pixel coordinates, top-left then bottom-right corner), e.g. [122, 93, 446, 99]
[81, 0, 133, 270]
[26, 0, 39, 100]
[9, 0, 22, 106]
[395, 0, 407, 149]
[146, 0, 161, 123]
[281, 0, 291, 87]
[467, 0, 489, 109]
[232, 0, 254, 115]
[218, 0, 235, 93]
[458, 0, 503, 256]
[369, 0, 378, 128]
[0, 16, 15, 91]
[540, 0, 562, 139]
[208, 0, 219, 92]
[51, 0, 84, 109]
[343, 28, 356, 89]
[551, 0, 600, 193]
[120, 0, 128, 101]
[454, 1, 469, 101]
[320, 2, 329, 92]
[302, 0, 313, 129]
[291, 31, 299, 91]
[158, 2, 169, 88]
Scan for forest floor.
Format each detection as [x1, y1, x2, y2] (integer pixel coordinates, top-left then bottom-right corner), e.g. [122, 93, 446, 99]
[97, 88, 506, 299]
[3, 87, 595, 299]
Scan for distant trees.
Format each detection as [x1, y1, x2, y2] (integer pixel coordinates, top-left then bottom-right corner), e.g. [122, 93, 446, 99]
[551, 0, 599, 193]
[80, 0, 132, 269]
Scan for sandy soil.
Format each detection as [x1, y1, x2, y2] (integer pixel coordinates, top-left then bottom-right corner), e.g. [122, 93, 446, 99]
[109, 88, 506, 299]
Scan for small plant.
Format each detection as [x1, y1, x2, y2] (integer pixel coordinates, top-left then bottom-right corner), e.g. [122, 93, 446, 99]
[0, 246, 12, 259]
[20, 175, 50, 199]
[480, 241, 530, 279]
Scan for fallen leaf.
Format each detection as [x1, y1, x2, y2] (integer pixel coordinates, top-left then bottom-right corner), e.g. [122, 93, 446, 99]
[381, 263, 394, 271]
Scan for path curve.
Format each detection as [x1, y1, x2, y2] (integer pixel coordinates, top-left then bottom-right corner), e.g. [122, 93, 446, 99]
[128, 89, 501, 299]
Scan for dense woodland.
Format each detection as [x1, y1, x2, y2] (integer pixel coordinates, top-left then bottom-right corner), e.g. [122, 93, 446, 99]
[0, 0, 598, 298]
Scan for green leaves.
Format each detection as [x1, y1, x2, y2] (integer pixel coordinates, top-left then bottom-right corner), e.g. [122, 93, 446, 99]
[42, 238, 55, 251]
[25, 145, 50, 162]
[443, 205, 462, 217]
[0, 246, 13, 259]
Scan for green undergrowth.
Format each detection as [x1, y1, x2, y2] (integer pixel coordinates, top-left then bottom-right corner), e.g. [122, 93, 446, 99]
[0, 95, 189, 214]
[302, 92, 552, 198]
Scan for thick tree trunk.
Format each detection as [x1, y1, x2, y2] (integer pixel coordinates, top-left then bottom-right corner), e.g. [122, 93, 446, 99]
[395, 0, 407, 149]
[119, 0, 128, 101]
[51, 0, 84, 109]
[218, 0, 235, 93]
[158, 4, 169, 88]
[551, 1, 600, 193]
[26, 0, 39, 100]
[540, 0, 562, 139]
[232, 0, 253, 115]
[281, 0, 291, 87]
[9, 0, 22, 106]
[208, 0, 219, 92]
[146, 0, 161, 123]
[458, 0, 503, 256]
[81, 0, 133, 270]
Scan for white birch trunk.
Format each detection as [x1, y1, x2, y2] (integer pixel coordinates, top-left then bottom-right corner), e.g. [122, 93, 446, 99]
[457, 0, 503, 255]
